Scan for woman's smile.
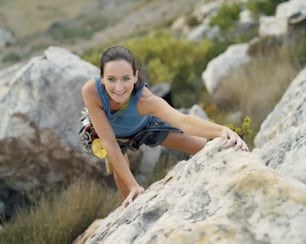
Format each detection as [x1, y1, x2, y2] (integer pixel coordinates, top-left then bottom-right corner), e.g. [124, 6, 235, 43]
[113, 90, 126, 96]
[110, 88, 130, 105]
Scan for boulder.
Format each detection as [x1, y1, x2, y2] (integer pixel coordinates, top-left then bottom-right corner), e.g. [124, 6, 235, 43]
[187, 24, 220, 42]
[277, 0, 306, 19]
[259, 0, 306, 37]
[0, 28, 15, 47]
[239, 9, 254, 24]
[201, 43, 251, 94]
[254, 124, 306, 184]
[0, 46, 99, 148]
[0, 46, 103, 203]
[253, 67, 306, 185]
[258, 16, 288, 37]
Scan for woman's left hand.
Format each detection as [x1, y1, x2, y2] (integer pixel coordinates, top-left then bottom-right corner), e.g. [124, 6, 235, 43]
[122, 185, 144, 208]
[221, 127, 249, 151]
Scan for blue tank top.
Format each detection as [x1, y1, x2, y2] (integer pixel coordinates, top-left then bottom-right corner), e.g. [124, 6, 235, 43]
[95, 77, 150, 137]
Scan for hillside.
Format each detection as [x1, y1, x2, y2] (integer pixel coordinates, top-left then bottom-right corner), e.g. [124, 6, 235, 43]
[0, 0, 205, 69]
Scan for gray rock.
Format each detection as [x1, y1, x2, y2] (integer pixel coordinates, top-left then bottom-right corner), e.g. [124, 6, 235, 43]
[259, 0, 306, 37]
[253, 67, 306, 185]
[0, 46, 103, 201]
[0, 28, 15, 47]
[277, 0, 306, 19]
[258, 15, 288, 37]
[239, 9, 254, 24]
[0, 46, 99, 148]
[202, 43, 251, 94]
[187, 24, 220, 42]
[254, 124, 306, 184]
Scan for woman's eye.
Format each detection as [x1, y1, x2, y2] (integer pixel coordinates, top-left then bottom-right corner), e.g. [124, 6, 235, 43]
[108, 77, 115, 81]
[123, 76, 131, 81]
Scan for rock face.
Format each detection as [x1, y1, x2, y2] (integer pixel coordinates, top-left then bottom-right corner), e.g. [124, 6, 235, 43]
[255, 124, 306, 185]
[259, 0, 306, 37]
[254, 67, 306, 147]
[75, 139, 306, 244]
[254, 67, 306, 185]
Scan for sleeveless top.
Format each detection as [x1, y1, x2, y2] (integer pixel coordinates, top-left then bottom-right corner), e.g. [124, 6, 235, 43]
[95, 77, 150, 137]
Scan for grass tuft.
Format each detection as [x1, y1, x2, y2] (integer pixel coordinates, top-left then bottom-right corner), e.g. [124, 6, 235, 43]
[0, 177, 120, 244]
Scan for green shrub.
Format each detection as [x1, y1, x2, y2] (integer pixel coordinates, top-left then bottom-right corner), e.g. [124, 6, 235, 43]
[225, 116, 253, 146]
[186, 14, 201, 27]
[146, 57, 174, 84]
[225, 116, 252, 138]
[2, 52, 22, 63]
[209, 2, 242, 31]
[247, 0, 287, 17]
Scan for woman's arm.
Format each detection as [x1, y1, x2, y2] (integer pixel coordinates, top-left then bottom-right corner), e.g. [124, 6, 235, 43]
[82, 80, 144, 207]
[138, 88, 248, 151]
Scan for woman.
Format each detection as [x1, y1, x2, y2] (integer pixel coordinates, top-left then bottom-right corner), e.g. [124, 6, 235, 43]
[82, 46, 248, 208]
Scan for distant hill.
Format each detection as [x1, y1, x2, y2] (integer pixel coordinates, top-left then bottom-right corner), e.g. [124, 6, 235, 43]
[0, 0, 205, 69]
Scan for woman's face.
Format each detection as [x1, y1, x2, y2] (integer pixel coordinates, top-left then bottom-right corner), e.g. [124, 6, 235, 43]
[102, 60, 138, 106]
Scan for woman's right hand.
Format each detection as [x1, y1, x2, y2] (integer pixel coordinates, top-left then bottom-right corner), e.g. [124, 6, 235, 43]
[122, 185, 144, 208]
[221, 127, 249, 151]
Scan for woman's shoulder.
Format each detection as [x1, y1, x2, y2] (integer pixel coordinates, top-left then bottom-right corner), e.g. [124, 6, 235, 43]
[82, 78, 96, 94]
[138, 86, 156, 102]
[82, 78, 102, 107]
[138, 87, 165, 115]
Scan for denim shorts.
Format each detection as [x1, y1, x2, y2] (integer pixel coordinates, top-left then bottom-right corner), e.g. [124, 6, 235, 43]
[116, 116, 182, 154]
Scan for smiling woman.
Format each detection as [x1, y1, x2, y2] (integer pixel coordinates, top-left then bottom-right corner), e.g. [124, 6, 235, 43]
[81, 46, 249, 208]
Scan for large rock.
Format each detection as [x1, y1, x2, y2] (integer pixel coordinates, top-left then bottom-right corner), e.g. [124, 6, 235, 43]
[277, 0, 306, 19]
[0, 28, 15, 47]
[201, 43, 251, 94]
[255, 124, 306, 184]
[259, 0, 306, 37]
[254, 67, 306, 147]
[74, 138, 306, 244]
[187, 24, 220, 42]
[258, 15, 288, 37]
[253, 67, 306, 185]
[0, 46, 99, 148]
[0, 46, 102, 201]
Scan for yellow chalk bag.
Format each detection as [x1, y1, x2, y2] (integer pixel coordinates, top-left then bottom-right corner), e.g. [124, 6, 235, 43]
[91, 139, 112, 175]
